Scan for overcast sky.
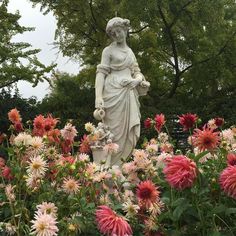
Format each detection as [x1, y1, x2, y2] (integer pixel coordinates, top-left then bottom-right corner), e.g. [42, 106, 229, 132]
[8, 0, 80, 100]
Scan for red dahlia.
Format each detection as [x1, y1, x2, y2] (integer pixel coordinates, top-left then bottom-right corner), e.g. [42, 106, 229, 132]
[178, 113, 198, 131]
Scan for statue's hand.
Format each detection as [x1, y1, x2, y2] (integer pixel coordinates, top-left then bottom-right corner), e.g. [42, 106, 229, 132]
[127, 78, 142, 89]
[140, 80, 150, 88]
[95, 97, 104, 108]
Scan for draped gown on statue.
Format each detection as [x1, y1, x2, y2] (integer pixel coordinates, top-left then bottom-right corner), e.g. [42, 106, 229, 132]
[96, 43, 144, 166]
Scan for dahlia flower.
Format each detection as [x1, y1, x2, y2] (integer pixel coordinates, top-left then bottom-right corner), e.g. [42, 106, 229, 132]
[14, 132, 32, 147]
[163, 155, 197, 190]
[193, 126, 220, 151]
[220, 166, 236, 199]
[144, 118, 152, 129]
[8, 108, 21, 124]
[85, 122, 96, 133]
[179, 113, 198, 131]
[62, 177, 80, 195]
[154, 114, 165, 133]
[61, 123, 78, 141]
[95, 205, 132, 236]
[122, 200, 140, 218]
[31, 212, 58, 236]
[36, 202, 58, 217]
[136, 180, 160, 208]
[27, 155, 47, 177]
[227, 153, 236, 166]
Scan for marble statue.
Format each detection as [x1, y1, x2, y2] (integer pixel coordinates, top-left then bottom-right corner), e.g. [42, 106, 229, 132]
[94, 17, 150, 166]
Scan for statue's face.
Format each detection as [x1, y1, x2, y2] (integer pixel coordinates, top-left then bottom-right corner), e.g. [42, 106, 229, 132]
[110, 26, 126, 43]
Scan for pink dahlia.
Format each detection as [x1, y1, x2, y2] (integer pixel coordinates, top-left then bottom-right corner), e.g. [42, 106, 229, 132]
[193, 126, 220, 151]
[220, 166, 236, 199]
[95, 205, 132, 236]
[179, 113, 198, 131]
[154, 114, 165, 133]
[163, 155, 197, 190]
[136, 180, 160, 208]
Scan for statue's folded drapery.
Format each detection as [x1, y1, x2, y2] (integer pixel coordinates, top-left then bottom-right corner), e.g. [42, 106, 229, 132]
[96, 46, 143, 165]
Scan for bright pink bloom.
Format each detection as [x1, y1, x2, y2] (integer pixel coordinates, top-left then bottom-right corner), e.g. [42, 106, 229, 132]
[8, 108, 21, 124]
[220, 166, 236, 199]
[215, 117, 224, 127]
[163, 155, 197, 190]
[96, 205, 132, 236]
[227, 153, 236, 166]
[154, 114, 165, 133]
[179, 113, 198, 131]
[193, 126, 220, 151]
[137, 180, 160, 208]
[144, 118, 152, 129]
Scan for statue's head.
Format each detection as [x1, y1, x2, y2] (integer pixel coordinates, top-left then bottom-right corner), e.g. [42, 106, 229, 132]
[106, 17, 130, 41]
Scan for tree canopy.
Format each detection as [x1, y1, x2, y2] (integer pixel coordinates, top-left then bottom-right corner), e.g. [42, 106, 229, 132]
[0, 0, 55, 89]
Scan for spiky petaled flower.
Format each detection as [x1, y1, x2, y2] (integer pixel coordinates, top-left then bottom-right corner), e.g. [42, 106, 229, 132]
[179, 113, 198, 131]
[220, 166, 236, 199]
[14, 132, 32, 147]
[8, 108, 21, 124]
[163, 155, 197, 190]
[193, 126, 220, 151]
[95, 205, 132, 236]
[61, 123, 78, 141]
[84, 122, 96, 133]
[136, 180, 160, 208]
[154, 114, 165, 133]
[31, 212, 58, 236]
[122, 200, 140, 218]
[36, 202, 58, 217]
[27, 155, 47, 177]
[62, 177, 80, 195]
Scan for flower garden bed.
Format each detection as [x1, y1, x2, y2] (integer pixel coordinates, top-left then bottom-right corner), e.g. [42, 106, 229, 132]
[0, 109, 236, 235]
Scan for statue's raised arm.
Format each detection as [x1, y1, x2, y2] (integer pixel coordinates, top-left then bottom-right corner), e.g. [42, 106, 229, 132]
[94, 17, 150, 166]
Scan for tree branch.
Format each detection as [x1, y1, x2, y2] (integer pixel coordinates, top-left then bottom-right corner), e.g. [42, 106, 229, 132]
[129, 24, 149, 34]
[157, 3, 180, 98]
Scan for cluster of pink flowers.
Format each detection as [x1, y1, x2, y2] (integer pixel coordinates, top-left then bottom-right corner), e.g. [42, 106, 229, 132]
[31, 202, 58, 236]
[144, 114, 166, 133]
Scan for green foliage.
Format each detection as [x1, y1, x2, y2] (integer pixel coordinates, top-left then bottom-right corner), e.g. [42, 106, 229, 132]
[39, 71, 95, 134]
[27, 0, 236, 124]
[0, 0, 55, 89]
[0, 88, 39, 134]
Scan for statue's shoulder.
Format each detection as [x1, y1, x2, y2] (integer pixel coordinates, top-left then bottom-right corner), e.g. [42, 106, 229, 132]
[102, 45, 113, 56]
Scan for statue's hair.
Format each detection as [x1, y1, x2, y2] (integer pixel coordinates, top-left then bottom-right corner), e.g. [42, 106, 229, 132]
[106, 17, 130, 36]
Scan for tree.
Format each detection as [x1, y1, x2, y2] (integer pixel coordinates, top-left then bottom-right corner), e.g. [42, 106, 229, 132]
[39, 71, 95, 133]
[29, 0, 236, 125]
[0, 0, 55, 89]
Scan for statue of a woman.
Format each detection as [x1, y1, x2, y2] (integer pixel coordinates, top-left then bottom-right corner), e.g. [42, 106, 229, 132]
[95, 17, 150, 166]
